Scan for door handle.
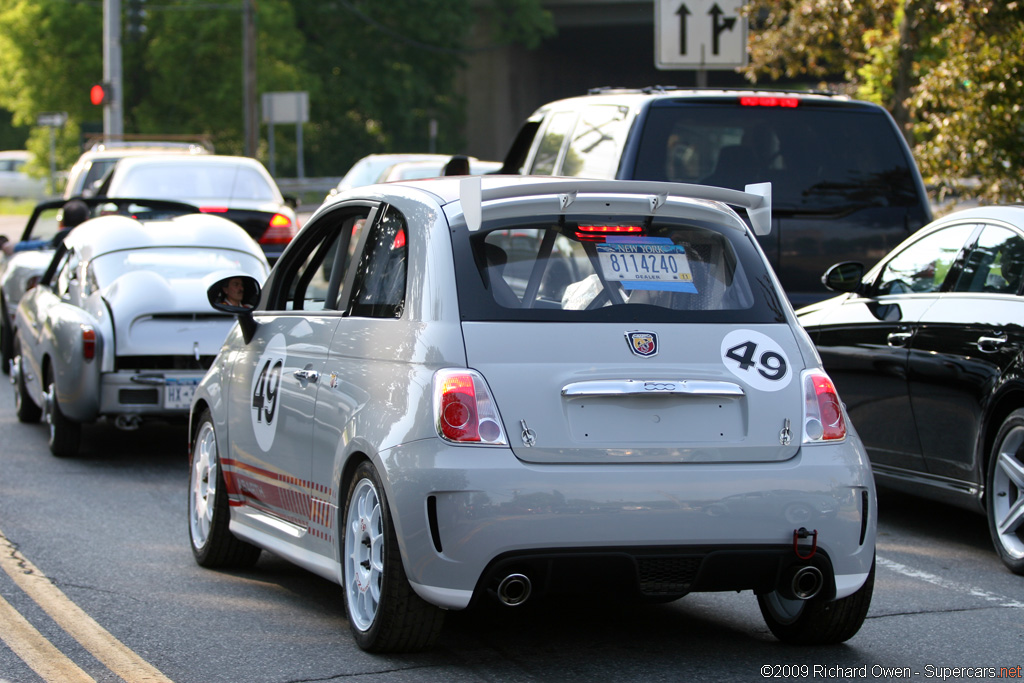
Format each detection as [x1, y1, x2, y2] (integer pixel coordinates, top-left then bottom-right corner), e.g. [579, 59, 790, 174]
[293, 368, 319, 383]
[976, 333, 1008, 353]
[886, 331, 913, 347]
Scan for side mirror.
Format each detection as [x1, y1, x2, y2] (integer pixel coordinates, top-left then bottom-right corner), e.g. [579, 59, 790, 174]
[207, 275, 261, 311]
[207, 275, 261, 343]
[283, 194, 299, 210]
[822, 261, 865, 293]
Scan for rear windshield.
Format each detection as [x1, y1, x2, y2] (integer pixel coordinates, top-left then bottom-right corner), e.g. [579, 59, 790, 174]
[113, 163, 278, 201]
[633, 103, 921, 213]
[452, 214, 786, 323]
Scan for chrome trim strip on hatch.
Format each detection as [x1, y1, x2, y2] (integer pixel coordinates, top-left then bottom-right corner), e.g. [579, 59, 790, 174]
[561, 379, 745, 398]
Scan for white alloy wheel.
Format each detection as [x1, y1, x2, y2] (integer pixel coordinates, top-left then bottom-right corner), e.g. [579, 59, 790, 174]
[345, 476, 384, 632]
[190, 420, 218, 550]
[341, 461, 444, 652]
[187, 410, 260, 568]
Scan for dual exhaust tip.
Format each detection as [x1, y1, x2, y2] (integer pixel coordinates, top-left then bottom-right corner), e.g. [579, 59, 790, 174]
[495, 565, 822, 606]
[782, 564, 824, 601]
[496, 573, 532, 606]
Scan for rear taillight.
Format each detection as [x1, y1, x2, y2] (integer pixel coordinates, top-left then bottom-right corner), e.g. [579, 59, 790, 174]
[433, 369, 507, 445]
[802, 370, 846, 443]
[82, 325, 96, 360]
[199, 206, 229, 213]
[260, 213, 297, 245]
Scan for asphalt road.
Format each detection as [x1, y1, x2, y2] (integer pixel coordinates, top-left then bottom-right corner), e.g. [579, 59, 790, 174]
[0, 377, 1021, 682]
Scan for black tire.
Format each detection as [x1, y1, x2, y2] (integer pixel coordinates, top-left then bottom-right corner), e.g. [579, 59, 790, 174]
[342, 460, 444, 652]
[0, 295, 12, 376]
[188, 410, 261, 568]
[44, 366, 80, 458]
[986, 409, 1024, 575]
[13, 340, 41, 424]
[758, 556, 874, 645]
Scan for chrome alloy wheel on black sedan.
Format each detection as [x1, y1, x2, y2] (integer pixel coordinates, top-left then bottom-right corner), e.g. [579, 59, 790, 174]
[988, 409, 1024, 574]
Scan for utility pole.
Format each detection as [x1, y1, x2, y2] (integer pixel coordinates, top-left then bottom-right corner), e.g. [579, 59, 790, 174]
[103, 0, 124, 139]
[242, 0, 258, 157]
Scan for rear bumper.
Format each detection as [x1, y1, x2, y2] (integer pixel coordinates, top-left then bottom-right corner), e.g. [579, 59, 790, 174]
[377, 437, 876, 610]
[95, 370, 207, 418]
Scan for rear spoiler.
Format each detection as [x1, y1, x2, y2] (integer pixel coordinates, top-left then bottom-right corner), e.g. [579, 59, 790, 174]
[459, 178, 771, 236]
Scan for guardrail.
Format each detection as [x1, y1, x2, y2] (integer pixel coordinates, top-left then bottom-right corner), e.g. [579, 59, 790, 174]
[275, 177, 342, 211]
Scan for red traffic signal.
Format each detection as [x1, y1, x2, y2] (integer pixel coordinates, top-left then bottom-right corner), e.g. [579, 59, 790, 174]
[90, 83, 111, 106]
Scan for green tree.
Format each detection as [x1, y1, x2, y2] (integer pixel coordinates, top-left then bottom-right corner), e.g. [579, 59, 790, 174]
[130, 0, 308, 156]
[292, 0, 553, 176]
[910, 3, 1024, 203]
[0, 0, 552, 181]
[0, 0, 102, 177]
[742, 0, 1024, 204]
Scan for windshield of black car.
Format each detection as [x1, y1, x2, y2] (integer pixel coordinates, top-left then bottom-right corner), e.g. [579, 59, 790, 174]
[452, 213, 787, 323]
[112, 164, 278, 201]
[633, 103, 920, 213]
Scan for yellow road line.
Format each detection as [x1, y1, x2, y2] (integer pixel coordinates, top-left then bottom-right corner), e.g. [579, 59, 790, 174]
[0, 529, 174, 683]
[0, 592, 95, 683]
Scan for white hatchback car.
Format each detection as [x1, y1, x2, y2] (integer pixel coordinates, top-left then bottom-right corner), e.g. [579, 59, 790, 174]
[189, 176, 877, 652]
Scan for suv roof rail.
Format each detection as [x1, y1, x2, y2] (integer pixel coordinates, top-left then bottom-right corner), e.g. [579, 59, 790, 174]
[459, 177, 772, 236]
[585, 85, 842, 97]
[82, 133, 214, 153]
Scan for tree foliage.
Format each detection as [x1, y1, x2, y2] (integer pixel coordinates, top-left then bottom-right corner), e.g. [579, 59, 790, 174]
[741, 1, 1024, 204]
[0, 0, 553, 181]
[742, 0, 1024, 204]
[911, 3, 1024, 203]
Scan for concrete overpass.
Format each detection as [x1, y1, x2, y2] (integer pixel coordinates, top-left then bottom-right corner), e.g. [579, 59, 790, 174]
[457, 0, 748, 162]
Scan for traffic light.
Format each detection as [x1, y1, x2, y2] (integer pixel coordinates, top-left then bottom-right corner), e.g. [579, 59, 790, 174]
[90, 82, 112, 106]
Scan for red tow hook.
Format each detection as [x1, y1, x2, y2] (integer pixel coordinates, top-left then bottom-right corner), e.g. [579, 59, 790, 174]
[793, 527, 818, 559]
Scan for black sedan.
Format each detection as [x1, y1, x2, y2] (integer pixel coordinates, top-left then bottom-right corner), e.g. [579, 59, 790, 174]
[797, 205, 1024, 575]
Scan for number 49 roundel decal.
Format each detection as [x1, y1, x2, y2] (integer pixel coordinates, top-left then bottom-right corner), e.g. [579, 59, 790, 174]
[251, 333, 288, 451]
[720, 329, 792, 392]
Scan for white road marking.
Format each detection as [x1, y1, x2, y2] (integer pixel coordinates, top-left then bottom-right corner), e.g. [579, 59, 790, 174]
[877, 555, 1024, 608]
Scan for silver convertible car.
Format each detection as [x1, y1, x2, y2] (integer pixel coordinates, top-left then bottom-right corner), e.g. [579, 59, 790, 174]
[189, 176, 877, 652]
[12, 212, 269, 457]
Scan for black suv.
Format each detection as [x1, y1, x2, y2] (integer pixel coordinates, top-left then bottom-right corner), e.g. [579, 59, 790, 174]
[499, 87, 933, 306]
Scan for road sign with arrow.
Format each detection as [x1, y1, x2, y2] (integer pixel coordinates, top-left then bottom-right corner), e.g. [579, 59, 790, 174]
[655, 0, 748, 70]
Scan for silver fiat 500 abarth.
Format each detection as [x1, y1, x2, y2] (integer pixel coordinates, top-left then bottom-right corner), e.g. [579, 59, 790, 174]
[188, 176, 876, 652]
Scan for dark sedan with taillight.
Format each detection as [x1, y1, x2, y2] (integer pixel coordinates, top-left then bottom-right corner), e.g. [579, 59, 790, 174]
[94, 154, 298, 262]
[797, 205, 1024, 576]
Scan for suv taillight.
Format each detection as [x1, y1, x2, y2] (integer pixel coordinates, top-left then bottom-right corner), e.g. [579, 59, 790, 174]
[433, 369, 507, 445]
[260, 214, 297, 244]
[739, 95, 799, 108]
[802, 369, 846, 443]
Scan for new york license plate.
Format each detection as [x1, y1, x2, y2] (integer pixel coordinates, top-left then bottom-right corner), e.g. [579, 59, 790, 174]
[164, 377, 201, 410]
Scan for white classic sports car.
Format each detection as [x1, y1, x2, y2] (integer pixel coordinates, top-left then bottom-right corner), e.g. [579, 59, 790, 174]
[189, 175, 877, 653]
[12, 211, 268, 457]
[1, 197, 201, 375]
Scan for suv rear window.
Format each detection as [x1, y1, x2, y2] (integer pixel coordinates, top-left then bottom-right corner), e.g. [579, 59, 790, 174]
[633, 102, 920, 213]
[453, 214, 785, 323]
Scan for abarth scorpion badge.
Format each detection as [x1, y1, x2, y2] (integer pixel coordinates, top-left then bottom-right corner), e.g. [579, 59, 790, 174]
[625, 331, 659, 357]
